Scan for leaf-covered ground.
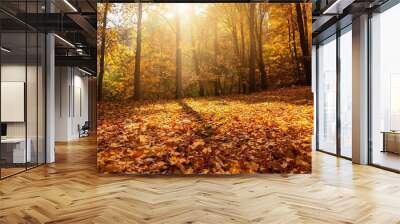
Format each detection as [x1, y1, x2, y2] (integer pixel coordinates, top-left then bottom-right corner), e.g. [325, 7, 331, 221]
[97, 87, 313, 174]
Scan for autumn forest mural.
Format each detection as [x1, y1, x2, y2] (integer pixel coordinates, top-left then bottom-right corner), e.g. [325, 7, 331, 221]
[97, 3, 313, 174]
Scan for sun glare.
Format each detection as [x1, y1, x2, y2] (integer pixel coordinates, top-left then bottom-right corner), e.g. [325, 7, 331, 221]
[177, 3, 188, 13]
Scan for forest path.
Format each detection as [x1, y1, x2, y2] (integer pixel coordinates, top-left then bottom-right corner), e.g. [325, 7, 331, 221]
[178, 100, 215, 138]
[97, 87, 314, 174]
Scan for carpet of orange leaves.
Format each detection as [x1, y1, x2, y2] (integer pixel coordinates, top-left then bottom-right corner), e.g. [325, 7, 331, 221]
[97, 87, 313, 174]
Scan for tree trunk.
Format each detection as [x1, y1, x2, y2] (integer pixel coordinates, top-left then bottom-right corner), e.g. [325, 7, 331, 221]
[158, 45, 163, 99]
[190, 7, 204, 97]
[175, 8, 183, 99]
[256, 6, 267, 90]
[295, 4, 311, 85]
[134, 3, 143, 100]
[213, 20, 221, 96]
[202, 29, 209, 96]
[288, 7, 301, 83]
[248, 4, 256, 93]
[239, 11, 246, 93]
[231, 20, 240, 60]
[258, 37, 267, 90]
[302, 4, 309, 41]
[97, 3, 109, 101]
[231, 23, 242, 95]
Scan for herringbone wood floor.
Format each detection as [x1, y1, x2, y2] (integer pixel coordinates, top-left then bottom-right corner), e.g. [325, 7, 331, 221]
[1, 136, 400, 224]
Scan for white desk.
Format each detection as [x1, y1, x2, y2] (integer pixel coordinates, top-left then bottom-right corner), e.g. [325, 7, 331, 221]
[1, 138, 31, 163]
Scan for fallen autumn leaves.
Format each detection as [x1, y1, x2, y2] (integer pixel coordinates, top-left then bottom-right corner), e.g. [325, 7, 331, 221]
[97, 87, 313, 174]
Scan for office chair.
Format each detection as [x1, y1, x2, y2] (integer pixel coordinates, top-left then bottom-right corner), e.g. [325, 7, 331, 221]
[79, 121, 90, 138]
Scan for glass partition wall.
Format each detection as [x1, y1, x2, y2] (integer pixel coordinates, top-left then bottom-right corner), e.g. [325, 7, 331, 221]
[0, 1, 46, 179]
[316, 26, 352, 159]
[317, 35, 337, 154]
[315, 0, 400, 172]
[370, 3, 400, 171]
[339, 26, 352, 159]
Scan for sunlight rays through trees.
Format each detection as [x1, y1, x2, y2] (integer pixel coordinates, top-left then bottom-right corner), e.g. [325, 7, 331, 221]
[97, 3, 312, 101]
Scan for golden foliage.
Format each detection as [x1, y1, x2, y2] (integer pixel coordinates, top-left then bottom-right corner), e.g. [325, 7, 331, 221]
[98, 3, 312, 100]
[97, 86, 313, 174]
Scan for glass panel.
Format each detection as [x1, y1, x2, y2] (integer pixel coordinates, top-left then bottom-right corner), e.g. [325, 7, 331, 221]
[1, 30, 28, 177]
[26, 0, 39, 169]
[38, 32, 45, 165]
[0, 0, 46, 179]
[318, 35, 337, 154]
[371, 4, 400, 171]
[340, 28, 352, 158]
[27, 31, 38, 169]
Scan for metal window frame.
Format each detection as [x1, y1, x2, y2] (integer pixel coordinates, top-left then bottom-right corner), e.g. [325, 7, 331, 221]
[315, 0, 400, 173]
[315, 23, 353, 161]
[337, 23, 352, 160]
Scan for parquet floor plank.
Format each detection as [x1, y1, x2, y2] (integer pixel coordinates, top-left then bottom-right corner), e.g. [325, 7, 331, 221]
[0, 136, 399, 223]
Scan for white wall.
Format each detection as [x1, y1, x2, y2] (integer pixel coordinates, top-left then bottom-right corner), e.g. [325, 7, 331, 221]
[1, 65, 26, 139]
[55, 67, 71, 141]
[55, 67, 89, 141]
[72, 72, 89, 138]
[1, 63, 46, 164]
[1, 65, 41, 138]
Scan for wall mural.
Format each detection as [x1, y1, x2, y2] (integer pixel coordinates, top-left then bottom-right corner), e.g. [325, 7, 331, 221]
[97, 3, 313, 174]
